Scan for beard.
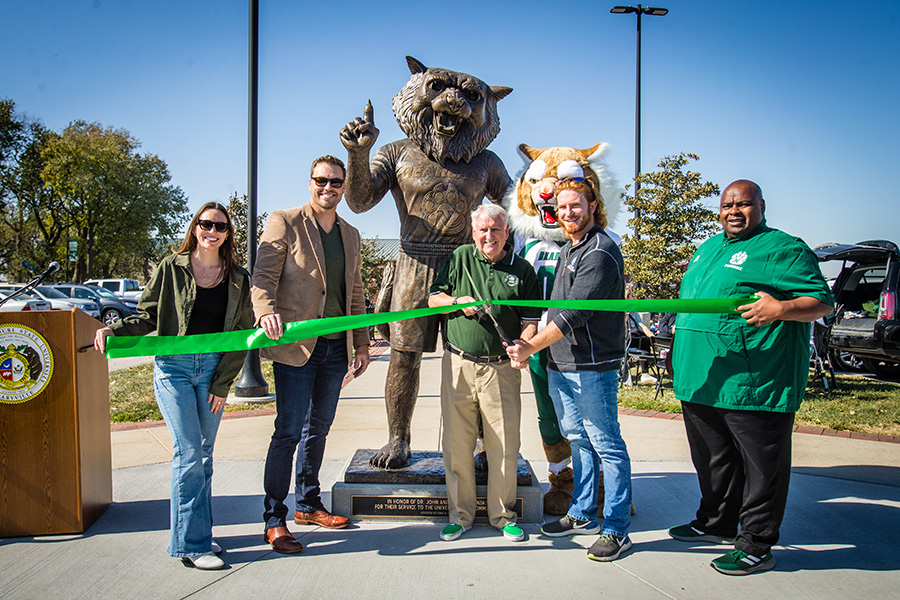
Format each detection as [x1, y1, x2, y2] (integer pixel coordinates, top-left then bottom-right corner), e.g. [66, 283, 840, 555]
[561, 215, 594, 240]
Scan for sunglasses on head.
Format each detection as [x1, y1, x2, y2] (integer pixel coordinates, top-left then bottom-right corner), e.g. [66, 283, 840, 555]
[557, 176, 586, 184]
[197, 219, 228, 233]
[312, 177, 345, 188]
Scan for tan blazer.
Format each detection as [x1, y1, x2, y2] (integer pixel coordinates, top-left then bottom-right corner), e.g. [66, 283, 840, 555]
[251, 202, 368, 367]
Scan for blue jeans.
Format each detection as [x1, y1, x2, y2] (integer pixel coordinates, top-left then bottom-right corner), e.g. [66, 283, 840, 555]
[549, 368, 632, 537]
[153, 352, 224, 557]
[263, 337, 347, 528]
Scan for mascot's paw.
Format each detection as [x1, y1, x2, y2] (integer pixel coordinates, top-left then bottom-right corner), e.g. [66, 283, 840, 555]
[473, 437, 488, 473]
[544, 467, 575, 515]
[542, 438, 571, 464]
[369, 438, 411, 470]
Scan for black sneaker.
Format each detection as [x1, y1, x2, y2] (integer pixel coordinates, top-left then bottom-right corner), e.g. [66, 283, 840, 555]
[668, 523, 735, 545]
[587, 534, 633, 561]
[540, 515, 600, 537]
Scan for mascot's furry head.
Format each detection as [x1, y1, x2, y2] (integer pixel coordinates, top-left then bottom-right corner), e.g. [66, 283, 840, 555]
[504, 143, 622, 242]
[392, 56, 512, 167]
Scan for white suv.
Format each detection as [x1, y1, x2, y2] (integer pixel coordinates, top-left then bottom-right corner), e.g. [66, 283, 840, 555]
[83, 278, 144, 301]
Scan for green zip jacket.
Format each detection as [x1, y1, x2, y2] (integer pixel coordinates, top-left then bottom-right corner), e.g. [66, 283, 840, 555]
[109, 253, 254, 397]
[673, 221, 833, 413]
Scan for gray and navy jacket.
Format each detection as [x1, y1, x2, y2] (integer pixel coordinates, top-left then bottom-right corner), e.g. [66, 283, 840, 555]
[547, 225, 625, 373]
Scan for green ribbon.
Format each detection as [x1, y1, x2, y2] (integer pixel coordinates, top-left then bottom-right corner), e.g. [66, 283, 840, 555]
[493, 298, 754, 313]
[105, 297, 755, 359]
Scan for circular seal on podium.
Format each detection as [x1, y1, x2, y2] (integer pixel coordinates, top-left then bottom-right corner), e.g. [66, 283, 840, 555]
[0, 324, 54, 404]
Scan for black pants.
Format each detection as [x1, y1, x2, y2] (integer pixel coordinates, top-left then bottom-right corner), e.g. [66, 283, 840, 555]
[681, 401, 795, 556]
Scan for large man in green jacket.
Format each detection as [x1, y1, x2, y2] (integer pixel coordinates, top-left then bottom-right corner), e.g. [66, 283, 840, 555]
[669, 180, 833, 576]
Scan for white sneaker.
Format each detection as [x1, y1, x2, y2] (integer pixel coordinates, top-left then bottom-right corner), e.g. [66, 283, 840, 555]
[640, 374, 657, 384]
[210, 540, 222, 554]
[182, 552, 225, 570]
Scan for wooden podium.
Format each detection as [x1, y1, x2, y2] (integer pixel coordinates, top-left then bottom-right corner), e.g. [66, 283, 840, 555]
[0, 309, 112, 537]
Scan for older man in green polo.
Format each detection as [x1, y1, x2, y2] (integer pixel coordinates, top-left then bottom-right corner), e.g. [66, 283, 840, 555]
[429, 204, 541, 543]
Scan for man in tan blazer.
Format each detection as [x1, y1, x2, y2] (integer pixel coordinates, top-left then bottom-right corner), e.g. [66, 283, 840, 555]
[252, 155, 371, 553]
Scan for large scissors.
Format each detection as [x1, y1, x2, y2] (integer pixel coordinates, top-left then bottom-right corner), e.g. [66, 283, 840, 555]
[462, 265, 514, 346]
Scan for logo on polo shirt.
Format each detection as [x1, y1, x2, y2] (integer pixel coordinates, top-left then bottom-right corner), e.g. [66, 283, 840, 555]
[505, 274, 520, 287]
[725, 251, 748, 271]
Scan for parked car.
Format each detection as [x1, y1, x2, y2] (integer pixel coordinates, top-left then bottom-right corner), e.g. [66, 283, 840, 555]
[83, 278, 143, 301]
[0, 284, 101, 319]
[48, 283, 138, 326]
[814, 240, 900, 379]
[0, 291, 52, 312]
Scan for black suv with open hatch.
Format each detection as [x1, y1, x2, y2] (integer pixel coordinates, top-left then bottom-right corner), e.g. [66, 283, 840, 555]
[814, 240, 900, 379]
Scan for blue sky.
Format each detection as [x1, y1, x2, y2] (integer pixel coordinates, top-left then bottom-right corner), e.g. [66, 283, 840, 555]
[4, 0, 899, 250]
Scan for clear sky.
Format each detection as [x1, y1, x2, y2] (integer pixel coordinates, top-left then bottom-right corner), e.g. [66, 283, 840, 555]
[4, 0, 899, 250]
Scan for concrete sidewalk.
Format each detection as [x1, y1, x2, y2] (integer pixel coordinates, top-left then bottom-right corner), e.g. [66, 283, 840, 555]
[3, 348, 900, 599]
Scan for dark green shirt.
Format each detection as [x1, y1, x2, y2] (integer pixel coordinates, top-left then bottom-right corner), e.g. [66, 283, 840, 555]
[674, 221, 833, 413]
[318, 222, 346, 341]
[431, 243, 541, 356]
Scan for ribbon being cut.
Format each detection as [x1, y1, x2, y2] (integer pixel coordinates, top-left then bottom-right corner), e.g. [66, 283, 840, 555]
[104, 297, 757, 359]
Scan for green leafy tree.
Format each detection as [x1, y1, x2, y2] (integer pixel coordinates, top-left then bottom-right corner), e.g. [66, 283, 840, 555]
[359, 237, 388, 300]
[0, 100, 61, 281]
[621, 152, 720, 299]
[40, 120, 189, 281]
[226, 192, 267, 268]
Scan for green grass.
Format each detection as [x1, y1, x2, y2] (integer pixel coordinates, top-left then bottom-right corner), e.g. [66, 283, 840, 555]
[618, 370, 900, 436]
[108, 362, 160, 422]
[109, 363, 900, 436]
[796, 373, 900, 436]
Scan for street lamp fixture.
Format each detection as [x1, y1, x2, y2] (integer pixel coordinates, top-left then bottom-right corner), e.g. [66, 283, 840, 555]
[610, 4, 668, 236]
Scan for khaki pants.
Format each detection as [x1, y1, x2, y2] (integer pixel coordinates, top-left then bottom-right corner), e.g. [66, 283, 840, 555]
[441, 351, 521, 528]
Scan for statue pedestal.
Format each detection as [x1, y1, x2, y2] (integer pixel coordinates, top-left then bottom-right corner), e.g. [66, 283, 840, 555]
[332, 449, 543, 523]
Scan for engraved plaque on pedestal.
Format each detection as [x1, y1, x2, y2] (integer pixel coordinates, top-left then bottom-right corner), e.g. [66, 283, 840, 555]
[331, 449, 543, 523]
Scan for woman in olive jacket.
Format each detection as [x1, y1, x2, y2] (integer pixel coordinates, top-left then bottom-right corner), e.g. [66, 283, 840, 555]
[95, 202, 253, 570]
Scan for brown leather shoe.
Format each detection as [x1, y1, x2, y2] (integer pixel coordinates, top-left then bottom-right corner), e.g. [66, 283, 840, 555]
[264, 526, 303, 553]
[294, 509, 350, 529]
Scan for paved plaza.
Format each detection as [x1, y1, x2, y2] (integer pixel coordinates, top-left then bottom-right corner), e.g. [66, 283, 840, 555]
[1, 348, 899, 599]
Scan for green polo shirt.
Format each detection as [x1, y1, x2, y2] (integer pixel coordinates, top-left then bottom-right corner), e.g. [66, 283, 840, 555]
[673, 221, 833, 413]
[431, 243, 541, 357]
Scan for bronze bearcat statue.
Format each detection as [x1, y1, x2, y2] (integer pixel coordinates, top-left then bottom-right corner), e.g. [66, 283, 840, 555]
[340, 56, 512, 468]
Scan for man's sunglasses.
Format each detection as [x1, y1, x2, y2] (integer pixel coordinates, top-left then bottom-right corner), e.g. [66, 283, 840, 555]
[312, 177, 345, 188]
[197, 220, 228, 233]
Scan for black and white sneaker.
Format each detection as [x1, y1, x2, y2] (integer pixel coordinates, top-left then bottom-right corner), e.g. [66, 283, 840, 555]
[540, 515, 600, 537]
[668, 523, 735, 545]
[587, 534, 633, 562]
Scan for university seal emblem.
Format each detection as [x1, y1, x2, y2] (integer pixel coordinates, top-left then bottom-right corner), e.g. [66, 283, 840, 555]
[0, 324, 54, 404]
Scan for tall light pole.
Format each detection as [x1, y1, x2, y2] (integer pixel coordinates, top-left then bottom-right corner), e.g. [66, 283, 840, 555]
[610, 4, 668, 236]
[235, 0, 269, 398]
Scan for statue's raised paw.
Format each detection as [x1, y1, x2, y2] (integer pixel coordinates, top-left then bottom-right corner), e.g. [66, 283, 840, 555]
[340, 100, 379, 151]
[368, 437, 411, 470]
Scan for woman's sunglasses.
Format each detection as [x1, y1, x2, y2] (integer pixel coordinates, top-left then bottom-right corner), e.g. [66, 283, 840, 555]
[197, 219, 228, 233]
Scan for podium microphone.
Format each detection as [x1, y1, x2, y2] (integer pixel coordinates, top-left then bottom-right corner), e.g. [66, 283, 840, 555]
[42, 261, 61, 276]
[0, 261, 61, 309]
[41, 260, 59, 277]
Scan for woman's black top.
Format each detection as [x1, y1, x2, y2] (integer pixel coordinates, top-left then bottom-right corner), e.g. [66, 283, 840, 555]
[186, 278, 228, 335]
